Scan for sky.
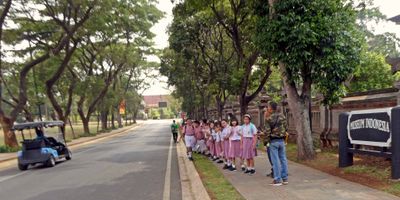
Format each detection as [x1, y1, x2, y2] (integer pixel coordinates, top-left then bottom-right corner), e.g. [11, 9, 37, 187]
[142, 0, 400, 96]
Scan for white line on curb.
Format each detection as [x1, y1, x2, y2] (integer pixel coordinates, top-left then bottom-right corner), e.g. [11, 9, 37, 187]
[163, 136, 173, 200]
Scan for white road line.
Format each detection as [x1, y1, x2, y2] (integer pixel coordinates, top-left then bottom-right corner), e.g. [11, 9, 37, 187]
[163, 136, 173, 200]
[0, 171, 29, 183]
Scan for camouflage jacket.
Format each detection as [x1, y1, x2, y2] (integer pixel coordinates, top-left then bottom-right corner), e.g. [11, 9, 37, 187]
[264, 112, 288, 143]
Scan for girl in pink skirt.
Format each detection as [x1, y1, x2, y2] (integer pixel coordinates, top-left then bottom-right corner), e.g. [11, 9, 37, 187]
[239, 114, 258, 175]
[228, 119, 241, 171]
[214, 122, 223, 163]
[204, 121, 214, 157]
[221, 119, 231, 170]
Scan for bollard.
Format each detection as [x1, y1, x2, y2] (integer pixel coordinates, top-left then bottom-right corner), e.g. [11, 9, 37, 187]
[339, 112, 353, 168]
[391, 106, 400, 179]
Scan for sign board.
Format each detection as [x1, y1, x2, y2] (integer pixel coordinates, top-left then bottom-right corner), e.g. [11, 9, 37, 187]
[347, 108, 391, 147]
[339, 106, 400, 179]
[158, 102, 167, 108]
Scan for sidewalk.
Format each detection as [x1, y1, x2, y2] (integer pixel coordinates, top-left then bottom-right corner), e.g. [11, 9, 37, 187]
[0, 121, 143, 163]
[176, 142, 210, 200]
[214, 150, 400, 200]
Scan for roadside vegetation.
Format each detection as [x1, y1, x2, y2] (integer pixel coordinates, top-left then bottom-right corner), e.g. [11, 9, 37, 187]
[193, 154, 245, 200]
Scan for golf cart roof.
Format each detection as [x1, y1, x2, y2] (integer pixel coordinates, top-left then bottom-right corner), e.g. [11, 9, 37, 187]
[12, 121, 64, 131]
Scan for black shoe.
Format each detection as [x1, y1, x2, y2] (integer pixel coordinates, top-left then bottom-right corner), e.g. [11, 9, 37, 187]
[229, 166, 237, 171]
[241, 166, 246, 171]
[189, 157, 194, 161]
[283, 179, 289, 185]
[212, 157, 218, 161]
[250, 169, 256, 175]
[266, 172, 274, 178]
[244, 169, 251, 174]
[217, 160, 224, 164]
[223, 164, 229, 170]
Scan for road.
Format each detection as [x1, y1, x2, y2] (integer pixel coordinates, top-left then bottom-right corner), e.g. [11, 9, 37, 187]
[0, 120, 181, 200]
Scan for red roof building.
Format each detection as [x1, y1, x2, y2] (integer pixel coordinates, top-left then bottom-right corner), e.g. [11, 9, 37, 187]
[143, 95, 171, 108]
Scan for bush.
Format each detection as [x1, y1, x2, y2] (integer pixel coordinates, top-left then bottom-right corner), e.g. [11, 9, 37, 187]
[0, 145, 21, 153]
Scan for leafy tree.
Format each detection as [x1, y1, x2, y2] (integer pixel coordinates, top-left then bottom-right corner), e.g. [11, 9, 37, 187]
[255, 0, 364, 160]
[348, 51, 396, 92]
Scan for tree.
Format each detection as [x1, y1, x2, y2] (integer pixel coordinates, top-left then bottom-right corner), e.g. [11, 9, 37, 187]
[0, 0, 93, 147]
[348, 51, 396, 92]
[198, 0, 272, 119]
[255, 0, 364, 160]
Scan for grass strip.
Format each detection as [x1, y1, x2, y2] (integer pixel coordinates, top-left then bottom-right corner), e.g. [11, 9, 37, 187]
[192, 154, 245, 200]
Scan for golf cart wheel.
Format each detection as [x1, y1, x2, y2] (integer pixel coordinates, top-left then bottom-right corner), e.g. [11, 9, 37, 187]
[46, 156, 56, 167]
[65, 149, 72, 160]
[18, 163, 28, 171]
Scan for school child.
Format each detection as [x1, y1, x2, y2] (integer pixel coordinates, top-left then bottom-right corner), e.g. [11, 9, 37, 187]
[205, 121, 214, 158]
[194, 120, 206, 154]
[183, 118, 196, 161]
[210, 122, 218, 161]
[239, 114, 258, 175]
[228, 119, 241, 171]
[214, 122, 223, 163]
[221, 119, 231, 169]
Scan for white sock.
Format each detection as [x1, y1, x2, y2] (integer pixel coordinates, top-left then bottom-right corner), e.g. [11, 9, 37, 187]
[189, 152, 192, 157]
[241, 165, 245, 168]
[232, 165, 236, 168]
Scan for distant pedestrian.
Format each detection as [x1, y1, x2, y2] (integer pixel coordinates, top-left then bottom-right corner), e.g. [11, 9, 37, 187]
[239, 114, 258, 175]
[265, 101, 289, 186]
[170, 120, 179, 143]
[183, 118, 196, 161]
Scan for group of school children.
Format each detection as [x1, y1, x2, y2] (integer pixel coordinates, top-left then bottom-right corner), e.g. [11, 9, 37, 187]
[180, 114, 259, 175]
[174, 101, 289, 186]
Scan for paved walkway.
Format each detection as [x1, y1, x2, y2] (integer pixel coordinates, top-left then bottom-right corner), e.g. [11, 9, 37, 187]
[215, 150, 399, 200]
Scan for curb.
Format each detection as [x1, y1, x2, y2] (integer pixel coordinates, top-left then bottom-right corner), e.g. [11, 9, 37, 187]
[0, 123, 142, 164]
[176, 142, 211, 200]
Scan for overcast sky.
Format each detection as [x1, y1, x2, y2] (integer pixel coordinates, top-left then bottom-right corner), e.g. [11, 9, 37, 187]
[142, 0, 400, 96]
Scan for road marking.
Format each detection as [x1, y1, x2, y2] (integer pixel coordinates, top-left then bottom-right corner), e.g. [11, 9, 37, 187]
[163, 136, 173, 200]
[0, 171, 29, 183]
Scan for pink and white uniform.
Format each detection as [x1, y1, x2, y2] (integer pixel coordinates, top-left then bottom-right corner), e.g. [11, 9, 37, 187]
[241, 123, 257, 159]
[184, 125, 196, 148]
[214, 131, 222, 157]
[229, 126, 242, 158]
[221, 126, 231, 159]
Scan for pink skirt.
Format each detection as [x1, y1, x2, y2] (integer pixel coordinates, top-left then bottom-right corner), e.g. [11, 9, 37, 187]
[242, 137, 256, 159]
[208, 140, 215, 156]
[229, 140, 241, 158]
[223, 140, 230, 158]
[215, 141, 222, 157]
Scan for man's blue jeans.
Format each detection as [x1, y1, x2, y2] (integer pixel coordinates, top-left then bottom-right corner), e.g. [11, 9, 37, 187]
[270, 139, 288, 182]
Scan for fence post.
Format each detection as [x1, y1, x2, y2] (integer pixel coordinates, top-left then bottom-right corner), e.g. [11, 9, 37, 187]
[339, 112, 353, 167]
[391, 106, 400, 179]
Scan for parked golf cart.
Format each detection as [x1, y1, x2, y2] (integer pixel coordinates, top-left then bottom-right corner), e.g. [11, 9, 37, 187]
[13, 121, 72, 171]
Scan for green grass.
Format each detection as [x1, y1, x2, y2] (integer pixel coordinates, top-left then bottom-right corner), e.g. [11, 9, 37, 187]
[193, 154, 245, 200]
[343, 165, 390, 181]
[0, 145, 21, 153]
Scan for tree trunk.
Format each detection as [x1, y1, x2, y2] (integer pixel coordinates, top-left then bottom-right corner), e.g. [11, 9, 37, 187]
[111, 111, 115, 129]
[100, 110, 108, 130]
[116, 108, 123, 128]
[239, 95, 249, 123]
[133, 111, 137, 123]
[0, 117, 18, 148]
[68, 118, 76, 139]
[82, 118, 90, 135]
[279, 62, 315, 160]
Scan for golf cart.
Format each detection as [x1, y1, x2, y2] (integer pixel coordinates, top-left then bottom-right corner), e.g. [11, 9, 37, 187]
[13, 121, 72, 171]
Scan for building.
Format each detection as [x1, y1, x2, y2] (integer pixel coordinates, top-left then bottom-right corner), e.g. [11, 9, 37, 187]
[143, 95, 171, 108]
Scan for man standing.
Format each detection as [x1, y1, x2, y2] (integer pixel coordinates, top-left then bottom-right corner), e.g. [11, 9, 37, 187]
[171, 120, 179, 143]
[265, 101, 289, 186]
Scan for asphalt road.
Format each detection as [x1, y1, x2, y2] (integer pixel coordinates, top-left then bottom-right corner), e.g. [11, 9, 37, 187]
[0, 120, 181, 200]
